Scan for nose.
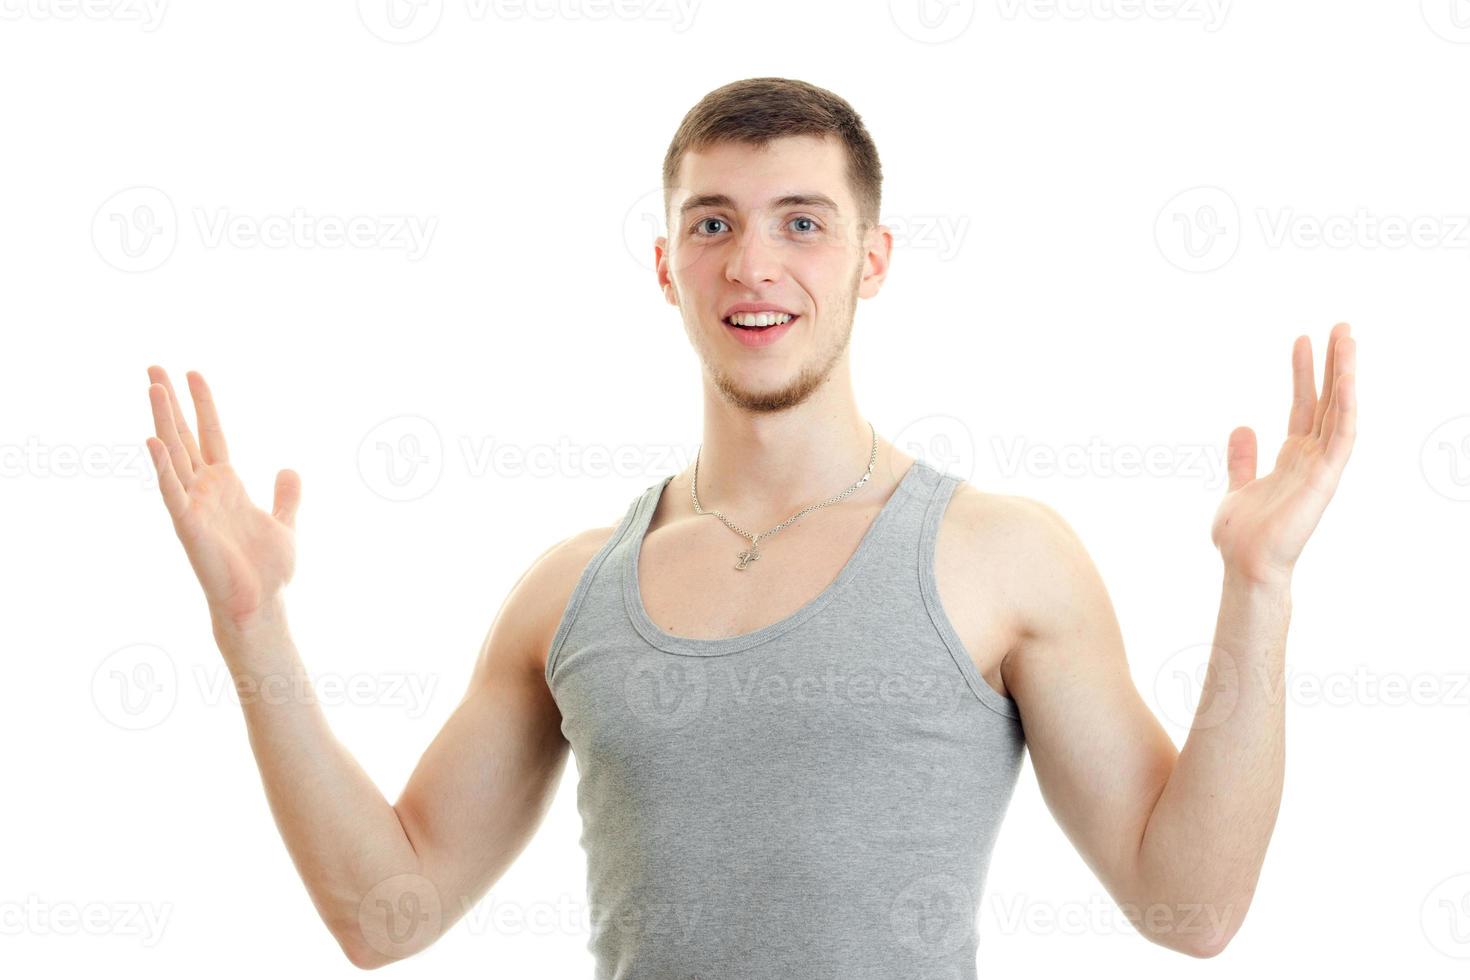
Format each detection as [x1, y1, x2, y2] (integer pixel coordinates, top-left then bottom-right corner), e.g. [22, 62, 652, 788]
[725, 219, 782, 286]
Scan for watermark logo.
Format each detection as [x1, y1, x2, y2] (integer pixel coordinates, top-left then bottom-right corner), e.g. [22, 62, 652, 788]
[93, 186, 177, 273]
[1421, 415, 1470, 502]
[891, 413, 977, 486]
[92, 643, 178, 731]
[1422, 872, 1470, 958]
[358, 0, 444, 43]
[1155, 186, 1240, 273]
[356, 426, 689, 501]
[624, 185, 667, 273]
[890, 0, 976, 43]
[1152, 642, 1239, 732]
[1155, 644, 1470, 730]
[890, 871, 975, 955]
[1159, 186, 1470, 272]
[358, 415, 444, 502]
[358, 872, 444, 961]
[92, 646, 440, 727]
[1422, 0, 1470, 43]
[619, 655, 964, 732]
[194, 664, 439, 719]
[622, 657, 711, 730]
[92, 186, 436, 272]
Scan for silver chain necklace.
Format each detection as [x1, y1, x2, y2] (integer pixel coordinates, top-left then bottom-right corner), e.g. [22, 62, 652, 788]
[690, 421, 878, 571]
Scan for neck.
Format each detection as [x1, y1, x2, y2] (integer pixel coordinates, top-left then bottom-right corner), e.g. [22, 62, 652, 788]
[689, 386, 890, 523]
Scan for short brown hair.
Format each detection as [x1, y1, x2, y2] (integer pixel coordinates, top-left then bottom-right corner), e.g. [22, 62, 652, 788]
[662, 77, 883, 235]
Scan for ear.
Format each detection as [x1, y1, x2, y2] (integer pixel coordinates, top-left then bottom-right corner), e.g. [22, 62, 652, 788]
[654, 234, 678, 306]
[857, 223, 893, 300]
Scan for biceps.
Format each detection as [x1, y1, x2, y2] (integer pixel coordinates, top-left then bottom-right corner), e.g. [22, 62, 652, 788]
[392, 669, 569, 920]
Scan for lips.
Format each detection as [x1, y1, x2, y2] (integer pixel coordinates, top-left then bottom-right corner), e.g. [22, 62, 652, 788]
[722, 314, 800, 329]
[721, 302, 799, 321]
[722, 313, 798, 348]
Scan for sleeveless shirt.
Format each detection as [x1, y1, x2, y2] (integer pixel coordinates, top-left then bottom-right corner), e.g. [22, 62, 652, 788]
[544, 457, 1027, 979]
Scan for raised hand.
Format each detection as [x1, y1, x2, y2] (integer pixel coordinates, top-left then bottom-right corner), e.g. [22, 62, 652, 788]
[1211, 322, 1358, 586]
[145, 367, 302, 632]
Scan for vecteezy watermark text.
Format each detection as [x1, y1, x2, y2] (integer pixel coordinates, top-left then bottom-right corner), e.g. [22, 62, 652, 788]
[93, 187, 437, 272]
[0, 0, 168, 30]
[991, 434, 1229, 489]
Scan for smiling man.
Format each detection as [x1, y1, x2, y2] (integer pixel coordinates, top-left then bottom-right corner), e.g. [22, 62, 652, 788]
[144, 77, 1357, 976]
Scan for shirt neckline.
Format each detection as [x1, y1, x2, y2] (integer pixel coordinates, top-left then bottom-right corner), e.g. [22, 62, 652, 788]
[622, 457, 933, 656]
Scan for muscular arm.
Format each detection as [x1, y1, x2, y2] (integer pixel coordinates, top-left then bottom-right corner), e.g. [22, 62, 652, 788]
[940, 330, 1351, 958]
[995, 498, 1286, 958]
[381, 528, 614, 964]
[143, 363, 618, 968]
[217, 529, 610, 969]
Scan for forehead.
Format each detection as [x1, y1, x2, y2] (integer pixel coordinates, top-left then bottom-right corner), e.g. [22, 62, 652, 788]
[672, 134, 851, 215]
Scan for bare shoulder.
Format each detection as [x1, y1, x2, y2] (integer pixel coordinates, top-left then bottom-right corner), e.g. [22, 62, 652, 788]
[934, 480, 1103, 690]
[945, 481, 1088, 559]
[469, 523, 623, 687]
[936, 478, 1082, 578]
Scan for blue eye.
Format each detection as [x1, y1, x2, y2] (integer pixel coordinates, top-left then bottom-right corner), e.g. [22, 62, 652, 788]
[691, 215, 822, 237]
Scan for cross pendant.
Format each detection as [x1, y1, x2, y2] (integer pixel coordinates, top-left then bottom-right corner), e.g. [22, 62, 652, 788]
[735, 548, 761, 571]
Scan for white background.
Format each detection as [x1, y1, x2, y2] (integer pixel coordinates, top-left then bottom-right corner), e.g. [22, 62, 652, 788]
[2, 0, 1467, 975]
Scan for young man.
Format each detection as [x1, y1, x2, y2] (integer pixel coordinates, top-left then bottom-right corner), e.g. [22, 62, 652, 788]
[143, 77, 1357, 975]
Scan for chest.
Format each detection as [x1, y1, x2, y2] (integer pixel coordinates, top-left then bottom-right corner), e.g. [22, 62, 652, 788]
[635, 503, 1015, 702]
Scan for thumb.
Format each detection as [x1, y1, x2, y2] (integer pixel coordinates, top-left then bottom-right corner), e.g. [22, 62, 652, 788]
[1226, 426, 1256, 492]
[273, 468, 302, 528]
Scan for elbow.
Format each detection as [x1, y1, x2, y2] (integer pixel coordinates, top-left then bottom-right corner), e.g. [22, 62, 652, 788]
[1128, 893, 1244, 959]
[335, 914, 428, 971]
[1140, 923, 1235, 960]
[338, 932, 392, 971]
[1177, 930, 1231, 959]
[347, 951, 385, 971]
[333, 866, 446, 970]
[1172, 909, 1242, 959]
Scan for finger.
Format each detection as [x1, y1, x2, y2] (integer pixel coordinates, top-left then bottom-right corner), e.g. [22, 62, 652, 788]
[149, 383, 194, 489]
[1323, 339, 1357, 470]
[273, 468, 302, 529]
[146, 436, 190, 524]
[147, 365, 204, 472]
[1321, 335, 1346, 441]
[186, 371, 230, 465]
[1226, 425, 1257, 492]
[1313, 323, 1350, 438]
[1287, 335, 1316, 437]
[1319, 327, 1354, 447]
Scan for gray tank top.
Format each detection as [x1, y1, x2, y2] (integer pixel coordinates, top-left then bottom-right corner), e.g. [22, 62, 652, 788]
[545, 457, 1026, 979]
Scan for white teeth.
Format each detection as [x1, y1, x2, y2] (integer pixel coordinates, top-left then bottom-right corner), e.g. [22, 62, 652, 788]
[727, 311, 794, 327]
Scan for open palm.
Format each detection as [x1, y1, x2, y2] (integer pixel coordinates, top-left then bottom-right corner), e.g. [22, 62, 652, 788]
[1211, 323, 1358, 586]
[145, 367, 302, 630]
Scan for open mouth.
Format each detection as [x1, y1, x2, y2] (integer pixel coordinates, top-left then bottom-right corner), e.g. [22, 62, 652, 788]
[722, 314, 800, 331]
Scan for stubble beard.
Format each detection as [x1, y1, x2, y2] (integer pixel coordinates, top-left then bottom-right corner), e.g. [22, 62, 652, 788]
[693, 259, 862, 416]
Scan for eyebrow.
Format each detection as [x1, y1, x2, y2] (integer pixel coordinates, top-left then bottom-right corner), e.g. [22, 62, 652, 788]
[678, 193, 841, 217]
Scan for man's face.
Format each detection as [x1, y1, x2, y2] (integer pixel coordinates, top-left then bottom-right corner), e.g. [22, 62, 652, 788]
[656, 134, 890, 414]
